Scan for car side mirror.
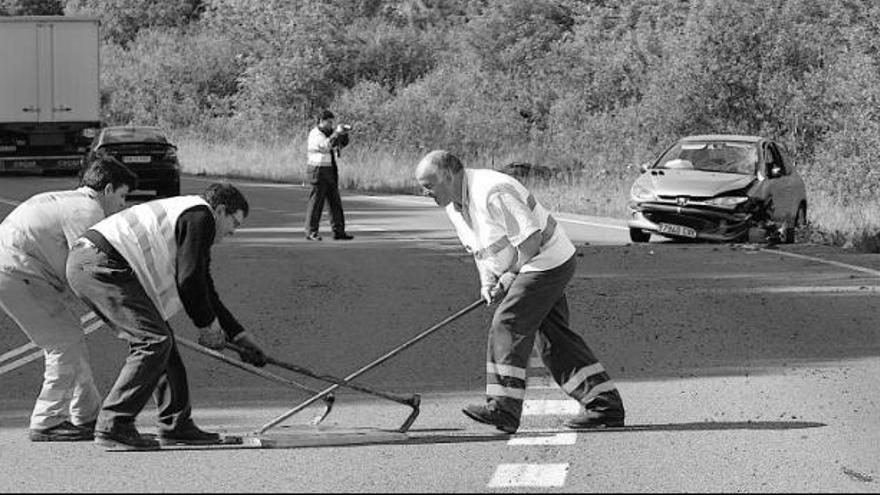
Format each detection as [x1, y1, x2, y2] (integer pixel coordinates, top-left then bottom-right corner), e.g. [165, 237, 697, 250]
[769, 165, 782, 178]
[638, 162, 650, 173]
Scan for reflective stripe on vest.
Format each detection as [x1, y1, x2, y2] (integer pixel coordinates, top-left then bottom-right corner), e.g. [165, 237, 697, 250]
[91, 195, 209, 320]
[471, 197, 558, 260]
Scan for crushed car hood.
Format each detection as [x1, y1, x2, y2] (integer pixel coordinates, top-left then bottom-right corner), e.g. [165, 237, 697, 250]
[636, 169, 755, 197]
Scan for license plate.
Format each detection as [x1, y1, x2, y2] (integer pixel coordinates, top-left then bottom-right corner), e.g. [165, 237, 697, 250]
[658, 222, 697, 238]
[123, 155, 151, 163]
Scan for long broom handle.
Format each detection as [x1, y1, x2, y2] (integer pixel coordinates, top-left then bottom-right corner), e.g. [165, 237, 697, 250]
[256, 298, 484, 434]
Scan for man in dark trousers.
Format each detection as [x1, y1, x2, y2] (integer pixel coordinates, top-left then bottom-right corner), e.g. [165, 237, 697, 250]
[66, 182, 267, 449]
[304, 109, 354, 241]
[415, 150, 625, 434]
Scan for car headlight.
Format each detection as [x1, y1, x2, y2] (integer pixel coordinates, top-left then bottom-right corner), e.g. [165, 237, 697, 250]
[630, 183, 656, 202]
[704, 196, 749, 208]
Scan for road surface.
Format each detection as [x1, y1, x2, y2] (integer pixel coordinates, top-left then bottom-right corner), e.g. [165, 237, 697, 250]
[0, 174, 877, 492]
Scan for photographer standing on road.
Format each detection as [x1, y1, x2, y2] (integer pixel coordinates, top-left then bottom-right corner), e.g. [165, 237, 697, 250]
[304, 109, 354, 241]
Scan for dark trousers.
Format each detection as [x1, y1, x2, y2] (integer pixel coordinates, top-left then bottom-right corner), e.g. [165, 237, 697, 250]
[66, 241, 191, 433]
[304, 164, 346, 235]
[486, 255, 622, 420]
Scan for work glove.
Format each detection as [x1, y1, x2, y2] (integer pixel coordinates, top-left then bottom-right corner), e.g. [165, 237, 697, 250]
[197, 321, 226, 350]
[233, 332, 267, 367]
[481, 272, 517, 305]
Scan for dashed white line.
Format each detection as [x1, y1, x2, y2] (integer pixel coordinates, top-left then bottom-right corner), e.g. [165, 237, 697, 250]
[508, 432, 577, 446]
[523, 399, 581, 416]
[488, 463, 569, 488]
[762, 248, 880, 277]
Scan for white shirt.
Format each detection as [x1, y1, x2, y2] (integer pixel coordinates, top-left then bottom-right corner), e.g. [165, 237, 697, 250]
[0, 187, 105, 289]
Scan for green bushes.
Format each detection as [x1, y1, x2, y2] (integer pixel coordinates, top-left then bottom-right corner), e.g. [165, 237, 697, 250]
[35, 0, 880, 241]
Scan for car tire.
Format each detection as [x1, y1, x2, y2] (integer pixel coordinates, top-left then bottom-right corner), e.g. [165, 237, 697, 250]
[629, 228, 651, 243]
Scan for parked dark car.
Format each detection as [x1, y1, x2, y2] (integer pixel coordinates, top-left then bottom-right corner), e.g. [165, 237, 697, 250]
[627, 134, 807, 244]
[82, 126, 181, 198]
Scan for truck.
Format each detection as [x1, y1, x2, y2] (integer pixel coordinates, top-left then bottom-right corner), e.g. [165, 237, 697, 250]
[0, 16, 100, 174]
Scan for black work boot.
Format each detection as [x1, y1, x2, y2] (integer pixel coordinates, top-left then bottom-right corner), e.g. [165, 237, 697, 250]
[94, 424, 160, 449]
[564, 390, 625, 429]
[29, 420, 95, 442]
[462, 403, 519, 434]
[158, 420, 221, 446]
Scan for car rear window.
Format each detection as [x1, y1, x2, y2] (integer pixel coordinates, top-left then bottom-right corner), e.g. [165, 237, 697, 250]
[100, 128, 168, 144]
[656, 141, 758, 175]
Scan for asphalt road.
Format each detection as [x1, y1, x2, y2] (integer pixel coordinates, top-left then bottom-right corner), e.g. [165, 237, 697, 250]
[0, 174, 878, 492]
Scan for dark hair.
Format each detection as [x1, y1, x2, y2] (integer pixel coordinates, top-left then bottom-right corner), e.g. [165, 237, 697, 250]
[202, 182, 249, 217]
[80, 155, 138, 192]
[317, 109, 335, 122]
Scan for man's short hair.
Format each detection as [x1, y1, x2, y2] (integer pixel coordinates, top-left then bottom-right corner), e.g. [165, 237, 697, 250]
[317, 109, 335, 122]
[202, 182, 249, 217]
[80, 155, 138, 192]
[425, 150, 464, 177]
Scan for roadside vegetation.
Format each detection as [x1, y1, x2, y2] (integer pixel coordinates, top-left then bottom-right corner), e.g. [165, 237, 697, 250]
[5, 0, 880, 249]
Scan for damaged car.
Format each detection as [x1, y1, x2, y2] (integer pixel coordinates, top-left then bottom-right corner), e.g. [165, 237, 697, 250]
[627, 134, 807, 243]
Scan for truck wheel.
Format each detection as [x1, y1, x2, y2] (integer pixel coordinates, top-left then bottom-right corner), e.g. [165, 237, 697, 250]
[629, 228, 651, 243]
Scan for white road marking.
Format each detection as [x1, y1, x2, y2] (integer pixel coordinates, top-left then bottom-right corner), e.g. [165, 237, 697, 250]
[237, 225, 388, 234]
[742, 285, 880, 294]
[522, 399, 581, 416]
[762, 248, 880, 277]
[556, 215, 628, 231]
[0, 312, 103, 376]
[508, 432, 577, 446]
[488, 463, 569, 488]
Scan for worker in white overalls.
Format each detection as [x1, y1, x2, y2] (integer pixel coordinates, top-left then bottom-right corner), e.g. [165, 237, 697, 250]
[0, 158, 136, 441]
[415, 150, 625, 434]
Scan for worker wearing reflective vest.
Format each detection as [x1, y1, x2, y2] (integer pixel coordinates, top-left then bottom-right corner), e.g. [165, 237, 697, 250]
[0, 158, 136, 442]
[304, 109, 353, 241]
[415, 150, 624, 433]
[66, 183, 266, 449]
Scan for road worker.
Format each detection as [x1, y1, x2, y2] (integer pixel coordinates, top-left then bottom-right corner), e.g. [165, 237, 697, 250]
[304, 108, 354, 241]
[415, 150, 625, 434]
[0, 157, 137, 442]
[66, 182, 267, 449]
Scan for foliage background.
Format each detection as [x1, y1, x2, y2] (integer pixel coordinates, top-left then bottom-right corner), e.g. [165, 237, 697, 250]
[5, 0, 880, 244]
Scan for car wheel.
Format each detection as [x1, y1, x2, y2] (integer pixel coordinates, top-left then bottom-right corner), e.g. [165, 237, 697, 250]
[629, 228, 651, 243]
[783, 203, 807, 244]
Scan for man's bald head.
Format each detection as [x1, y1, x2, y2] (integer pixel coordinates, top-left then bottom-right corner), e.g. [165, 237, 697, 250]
[415, 150, 464, 208]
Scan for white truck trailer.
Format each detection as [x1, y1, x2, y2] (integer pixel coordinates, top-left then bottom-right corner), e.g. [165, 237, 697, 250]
[0, 16, 100, 174]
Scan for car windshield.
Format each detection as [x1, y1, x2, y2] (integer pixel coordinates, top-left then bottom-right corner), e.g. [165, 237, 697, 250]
[654, 141, 758, 175]
[100, 128, 168, 144]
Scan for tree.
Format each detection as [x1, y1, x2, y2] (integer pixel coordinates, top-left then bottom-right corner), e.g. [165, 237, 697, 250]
[64, 0, 203, 45]
[1, 0, 63, 15]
